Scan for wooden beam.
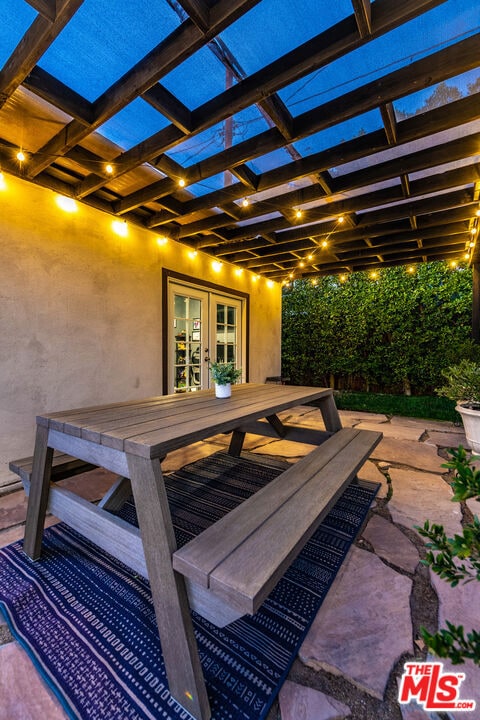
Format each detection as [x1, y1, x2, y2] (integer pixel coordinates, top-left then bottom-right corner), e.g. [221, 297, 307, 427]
[24, 0, 56, 22]
[25, 0, 262, 177]
[401, 174, 411, 197]
[380, 102, 397, 144]
[65, 0, 449, 198]
[230, 164, 259, 190]
[315, 171, 333, 194]
[239, 216, 470, 267]
[175, 0, 210, 32]
[258, 94, 295, 141]
[143, 83, 193, 134]
[216, 184, 476, 251]
[334, 133, 480, 196]
[165, 47, 480, 218]
[23, 65, 94, 124]
[351, 0, 372, 36]
[0, 0, 85, 108]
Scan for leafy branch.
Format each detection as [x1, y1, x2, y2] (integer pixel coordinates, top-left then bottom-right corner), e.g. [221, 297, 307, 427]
[417, 446, 480, 665]
[420, 622, 480, 665]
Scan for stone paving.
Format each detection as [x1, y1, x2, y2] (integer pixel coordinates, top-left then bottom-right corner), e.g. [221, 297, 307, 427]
[0, 407, 479, 720]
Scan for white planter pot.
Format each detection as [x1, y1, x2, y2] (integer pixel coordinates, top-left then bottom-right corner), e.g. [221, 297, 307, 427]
[215, 382, 231, 398]
[456, 403, 480, 453]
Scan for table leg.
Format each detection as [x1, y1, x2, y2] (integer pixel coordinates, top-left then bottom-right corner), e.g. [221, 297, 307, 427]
[266, 413, 287, 437]
[228, 429, 246, 457]
[126, 453, 211, 720]
[317, 394, 342, 432]
[23, 425, 54, 560]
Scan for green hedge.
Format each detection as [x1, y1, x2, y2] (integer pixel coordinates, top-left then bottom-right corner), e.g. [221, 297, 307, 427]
[282, 262, 478, 396]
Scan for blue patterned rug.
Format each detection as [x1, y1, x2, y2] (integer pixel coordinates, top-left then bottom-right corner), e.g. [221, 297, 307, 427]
[0, 451, 378, 720]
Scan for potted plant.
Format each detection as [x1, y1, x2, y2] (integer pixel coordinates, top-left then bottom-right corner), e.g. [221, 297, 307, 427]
[436, 359, 480, 452]
[209, 361, 242, 398]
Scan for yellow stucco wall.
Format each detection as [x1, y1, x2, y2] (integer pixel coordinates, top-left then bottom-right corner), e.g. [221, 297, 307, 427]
[0, 173, 281, 482]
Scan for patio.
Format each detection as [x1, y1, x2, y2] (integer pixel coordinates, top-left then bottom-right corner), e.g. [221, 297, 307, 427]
[1, 405, 478, 720]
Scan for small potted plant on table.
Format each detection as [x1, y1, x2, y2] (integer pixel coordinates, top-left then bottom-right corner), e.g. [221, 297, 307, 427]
[210, 361, 242, 398]
[436, 359, 480, 452]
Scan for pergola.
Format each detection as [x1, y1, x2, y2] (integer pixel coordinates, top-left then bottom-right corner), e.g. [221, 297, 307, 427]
[0, 0, 479, 285]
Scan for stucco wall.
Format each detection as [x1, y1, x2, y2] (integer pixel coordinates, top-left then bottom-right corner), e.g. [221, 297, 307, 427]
[0, 173, 281, 483]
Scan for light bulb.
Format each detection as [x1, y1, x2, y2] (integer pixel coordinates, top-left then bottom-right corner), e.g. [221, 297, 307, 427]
[56, 195, 77, 212]
[112, 219, 128, 237]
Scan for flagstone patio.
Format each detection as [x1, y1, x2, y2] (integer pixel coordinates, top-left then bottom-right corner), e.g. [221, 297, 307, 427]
[0, 408, 478, 720]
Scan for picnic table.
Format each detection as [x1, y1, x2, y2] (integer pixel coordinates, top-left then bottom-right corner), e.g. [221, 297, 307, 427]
[21, 383, 381, 720]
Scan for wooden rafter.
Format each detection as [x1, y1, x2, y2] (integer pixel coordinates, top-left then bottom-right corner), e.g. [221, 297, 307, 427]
[67, 0, 451, 201]
[1, 0, 478, 277]
[351, 0, 372, 37]
[0, 0, 85, 108]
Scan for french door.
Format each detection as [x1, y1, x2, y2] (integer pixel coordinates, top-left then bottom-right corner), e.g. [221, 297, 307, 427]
[168, 281, 244, 393]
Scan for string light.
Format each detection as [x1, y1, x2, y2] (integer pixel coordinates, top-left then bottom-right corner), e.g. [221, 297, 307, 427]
[235, 267, 244, 276]
[112, 219, 128, 236]
[56, 195, 77, 212]
[449, 260, 457, 269]
[339, 274, 347, 283]
[299, 261, 305, 268]
[16, 150, 25, 162]
[338, 215, 345, 224]
[407, 265, 415, 274]
[370, 270, 379, 280]
[242, 198, 249, 207]
[178, 178, 186, 188]
[321, 240, 328, 248]
[188, 249, 197, 259]
[295, 209, 303, 220]
[267, 279, 274, 288]
[156, 236, 168, 246]
[105, 163, 113, 175]
[212, 260, 223, 272]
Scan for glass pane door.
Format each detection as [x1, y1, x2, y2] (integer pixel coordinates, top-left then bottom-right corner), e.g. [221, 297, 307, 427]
[168, 282, 244, 393]
[170, 289, 207, 393]
[211, 295, 243, 381]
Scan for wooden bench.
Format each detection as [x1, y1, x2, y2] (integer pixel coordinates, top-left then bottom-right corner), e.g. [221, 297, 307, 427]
[173, 427, 382, 622]
[9, 452, 97, 486]
[9, 452, 134, 513]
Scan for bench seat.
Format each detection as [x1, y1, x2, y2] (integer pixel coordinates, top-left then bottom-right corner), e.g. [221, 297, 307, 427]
[173, 427, 382, 618]
[9, 452, 97, 486]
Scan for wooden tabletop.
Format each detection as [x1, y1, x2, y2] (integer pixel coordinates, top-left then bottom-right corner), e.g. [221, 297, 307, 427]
[36, 384, 335, 458]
